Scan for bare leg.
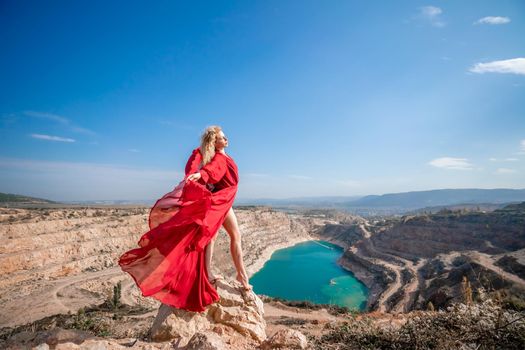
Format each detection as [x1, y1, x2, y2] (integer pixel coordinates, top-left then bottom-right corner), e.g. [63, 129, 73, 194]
[222, 207, 252, 290]
[205, 235, 223, 282]
[204, 239, 215, 280]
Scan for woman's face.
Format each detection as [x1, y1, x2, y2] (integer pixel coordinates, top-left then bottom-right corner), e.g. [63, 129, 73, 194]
[214, 131, 228, 150]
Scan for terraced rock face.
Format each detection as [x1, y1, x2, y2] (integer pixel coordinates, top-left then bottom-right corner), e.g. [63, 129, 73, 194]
[371, 204, 525, 257]
[0, 206, 320, 328]
[0, 208, 147, 289]
[313, 222, 365, 249]
[335, 204, 525, 313]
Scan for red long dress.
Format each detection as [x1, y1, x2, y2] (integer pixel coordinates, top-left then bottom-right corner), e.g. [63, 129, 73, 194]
[118, 147, 239, 312]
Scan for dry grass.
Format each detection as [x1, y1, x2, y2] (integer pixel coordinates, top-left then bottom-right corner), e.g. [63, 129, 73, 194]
[313, 287, 525, 350]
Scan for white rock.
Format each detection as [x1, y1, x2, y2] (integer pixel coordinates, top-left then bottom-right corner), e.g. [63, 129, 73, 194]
[185, 332, 226, 350]
[149, 278, 266, 346]
[261, 328, 308, 349]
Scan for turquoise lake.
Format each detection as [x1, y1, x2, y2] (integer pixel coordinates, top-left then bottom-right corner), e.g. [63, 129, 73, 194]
[250, 240, 368, 311]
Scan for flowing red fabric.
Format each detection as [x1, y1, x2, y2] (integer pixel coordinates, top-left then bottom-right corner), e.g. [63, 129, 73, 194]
[118, 147, 239, 312]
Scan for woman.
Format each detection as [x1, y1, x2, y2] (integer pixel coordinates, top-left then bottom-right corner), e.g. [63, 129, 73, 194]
[118, 125, 253, 312]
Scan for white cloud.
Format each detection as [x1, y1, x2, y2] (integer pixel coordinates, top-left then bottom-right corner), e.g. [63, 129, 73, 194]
[514, 140, 525, 155]
[474, 16, 511, 25]
[24, 110, 69, 124]
[421, 6, 442, 17]
[469, 58, 525, 75]
[23, 110, 97, 136]
[489, 157, 519, 162]
[30, 133, 76, 143]
[128, 149, 140, 153]
[496, 168, 517, 174]
[428, 157, 474, 170]
[419, 6, 446, 27]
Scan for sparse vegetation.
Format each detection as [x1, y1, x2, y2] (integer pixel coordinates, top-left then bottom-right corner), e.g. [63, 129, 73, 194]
[426, 301, 434, 311]
[72, 307, 112, 336]
[313, 295, 525, 350]
[0, 192, 56, 203]
[112, 281, 122, 309]
[275, 317, 309, 326]
[0, 300, 152, 346]
[461, 276, 473, 305]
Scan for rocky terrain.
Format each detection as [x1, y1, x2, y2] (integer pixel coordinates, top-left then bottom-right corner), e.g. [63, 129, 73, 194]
[2, 279, 524, 349]
[326, 203, 525, 314]
[1, 203, 525, 348]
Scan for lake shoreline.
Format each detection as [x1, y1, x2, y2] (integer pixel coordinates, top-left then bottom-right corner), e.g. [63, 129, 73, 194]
[246, 236, 314, 278]
[248, 238, 369, 310]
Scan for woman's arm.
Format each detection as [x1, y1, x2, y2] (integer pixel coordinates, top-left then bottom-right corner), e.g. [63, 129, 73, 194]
[199, 154, 227, 184]
[187, 154, 227, 184]
[184, 148, 202, 177]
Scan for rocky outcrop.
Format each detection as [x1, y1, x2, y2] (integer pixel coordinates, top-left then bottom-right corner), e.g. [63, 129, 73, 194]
[260, 328, 308, 349]
[313, 222, 365, 249]
[149, 278, 266, 348]
[185, 332, 227, 349]
[337, 248, 395, 311]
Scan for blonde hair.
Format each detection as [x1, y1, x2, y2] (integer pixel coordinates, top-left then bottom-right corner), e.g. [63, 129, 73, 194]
[199, 125, 222, 166]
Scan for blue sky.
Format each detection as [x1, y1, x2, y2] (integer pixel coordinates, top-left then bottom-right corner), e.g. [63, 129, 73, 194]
[1, 0, 524, 202]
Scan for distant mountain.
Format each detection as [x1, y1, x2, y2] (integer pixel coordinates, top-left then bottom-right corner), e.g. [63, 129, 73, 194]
[344, 188, 525, 210]
[234, 196, 363, 207]
[4, 188, 525, 213]
[237, 188, 525, 216]
[62, 199, 153, 206]
[404, 202, 509, 215]
[0, 192, 56, 204]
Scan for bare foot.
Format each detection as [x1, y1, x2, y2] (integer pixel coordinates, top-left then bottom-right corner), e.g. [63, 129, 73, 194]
[236, 273, 253, 291]
[209, 272, 224, 285]
[235, 275, 256, 303]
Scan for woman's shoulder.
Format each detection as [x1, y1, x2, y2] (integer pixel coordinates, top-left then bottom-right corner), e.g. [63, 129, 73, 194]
[214, 152, 233, 161]
[188, 147, 202, 159]
[190, 147, 203, 159]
